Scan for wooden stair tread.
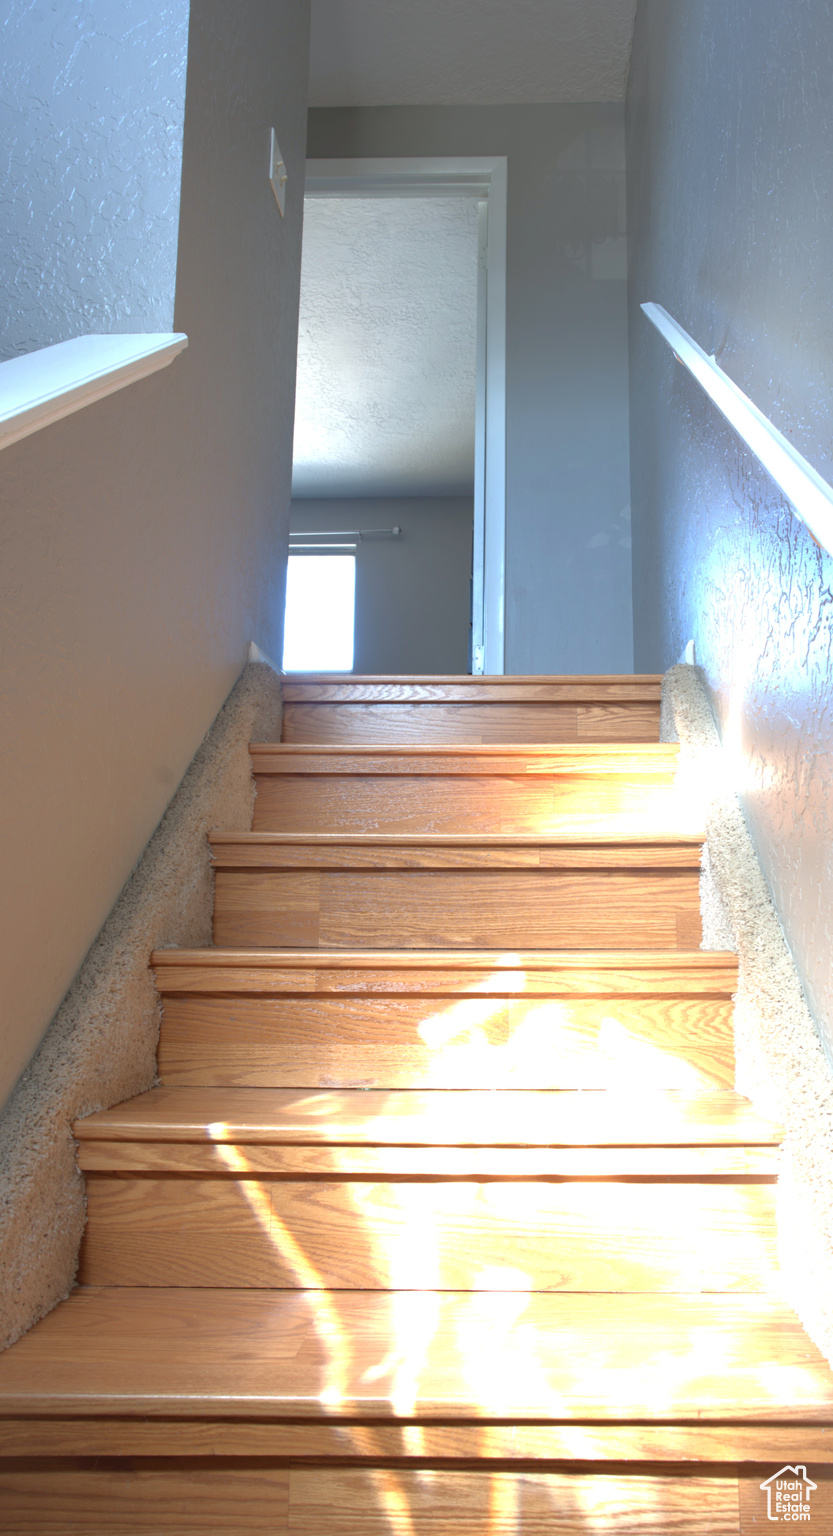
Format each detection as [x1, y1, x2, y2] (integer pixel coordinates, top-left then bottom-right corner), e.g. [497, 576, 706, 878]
[154, 949, 738, 1094]
[251, 743, 680, 770]
[210, 830, 704, 846]
[209, 832, 704, 875]
[153, 952, 737, 1013]
[152, 949, 738, 1004]
[209, 837, 705, 884]
[152, 947, 738, 976]
[74, 1087, 781, 1146]
[77, 1143, 776, 1177]
[250, 748, 691, 836]
[282, 676, 663, 702]
[4, 1420, 832, 1466]
[1, 1287, 830, 1423]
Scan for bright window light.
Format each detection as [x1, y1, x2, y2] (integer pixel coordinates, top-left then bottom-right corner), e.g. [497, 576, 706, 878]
[282, 554, 355, 671]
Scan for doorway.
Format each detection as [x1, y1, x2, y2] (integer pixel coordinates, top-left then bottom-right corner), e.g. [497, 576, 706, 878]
[290, 156, 507, 675]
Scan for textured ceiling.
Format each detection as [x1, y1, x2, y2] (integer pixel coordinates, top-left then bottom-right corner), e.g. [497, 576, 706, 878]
[309, 0, 638, 107]
[292, 197, 479, 499]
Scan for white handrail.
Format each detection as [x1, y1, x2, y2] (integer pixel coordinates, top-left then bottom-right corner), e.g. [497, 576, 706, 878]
[642, 302, 833, 556]
[0, 333, 188, 451]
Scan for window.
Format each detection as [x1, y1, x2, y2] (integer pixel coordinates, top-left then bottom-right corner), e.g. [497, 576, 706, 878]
[282, 554, 355, 672]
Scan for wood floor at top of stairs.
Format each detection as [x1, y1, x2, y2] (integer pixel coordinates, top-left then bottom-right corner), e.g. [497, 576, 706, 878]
[2, 676, 832, 1534]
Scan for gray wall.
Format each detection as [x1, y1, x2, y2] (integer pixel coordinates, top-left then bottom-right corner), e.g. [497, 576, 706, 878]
[0, 0, 310, 1110]
[290, 498, 473, 673]
[1, 0, 190, 357]
[308, 106, 634, 676]
[627, 0, 833, 1055]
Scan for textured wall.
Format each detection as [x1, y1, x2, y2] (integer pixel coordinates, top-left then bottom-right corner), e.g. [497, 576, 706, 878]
[663, 665, 833, 1370]
[308, 106, 634, 676]
[627, 0, 833, 1054]
[0, 0, 310, 1112]
[0, 0, 190, 359]
[294, 198, 478, 498]
[0, 662, 281, 1351]
[290, 498, 474, 673]
[308, 0, 637, 107]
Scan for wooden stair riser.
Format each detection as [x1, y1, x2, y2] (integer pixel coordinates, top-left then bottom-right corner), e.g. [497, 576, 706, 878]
[157, 992, 735, 1090]
[0, 1462, 753, 1535]
[252, 772, 685, 836]
[0, 1461, 782, 1536]
[153, 953, 736, 989]
[78, 1176, 777, 1291]
[212, 867, 703, 949]
[281, 700, 662, 745]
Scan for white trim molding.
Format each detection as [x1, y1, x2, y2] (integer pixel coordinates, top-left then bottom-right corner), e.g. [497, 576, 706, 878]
[0, 333, 188, 451]
[305, 157, 508, 675]
[643, 302, 833, 557]
[305, 157, 501, 201]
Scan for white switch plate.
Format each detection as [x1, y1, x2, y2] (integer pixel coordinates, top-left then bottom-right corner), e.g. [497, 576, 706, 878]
[269, 128, 287, 216]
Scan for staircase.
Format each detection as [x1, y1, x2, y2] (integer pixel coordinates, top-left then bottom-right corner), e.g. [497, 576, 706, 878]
[1, 674, 832, 1534]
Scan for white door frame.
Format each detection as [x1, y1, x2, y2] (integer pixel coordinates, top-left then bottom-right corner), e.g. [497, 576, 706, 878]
[304, 157, 508, 675]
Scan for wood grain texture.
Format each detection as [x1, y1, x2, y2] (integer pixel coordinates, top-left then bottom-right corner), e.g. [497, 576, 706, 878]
[78, 1176, 777, 1292]
[5, 662, 832, 1509]
[2, 1289, 831, 1424]
[151, 948, 739, 997]
[74, 1087, 779, 1147]
[157, 992, 735, 1090]
[212, 868, 702, 950]
[284, 1467, 738, 1535]
[209, 831, 705, 868]
[76, 1142, 777, 1178]
[251, 742, 681, 772]
[213, 871, 322, 947]
[282, 675, 664, 701]
[251, 772, 687, 837]
[0, 1461, 290, 1535]
[0, 1460, 741, 1536]
[281, 701, 662, 745]
[4, 1419, 829, 1464]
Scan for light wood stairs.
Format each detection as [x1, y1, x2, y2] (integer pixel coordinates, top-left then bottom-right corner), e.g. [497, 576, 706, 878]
[1, 674, 832, 1533]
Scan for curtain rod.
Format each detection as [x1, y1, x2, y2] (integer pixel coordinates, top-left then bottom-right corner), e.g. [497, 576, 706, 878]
[289, 527, 401, 540]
